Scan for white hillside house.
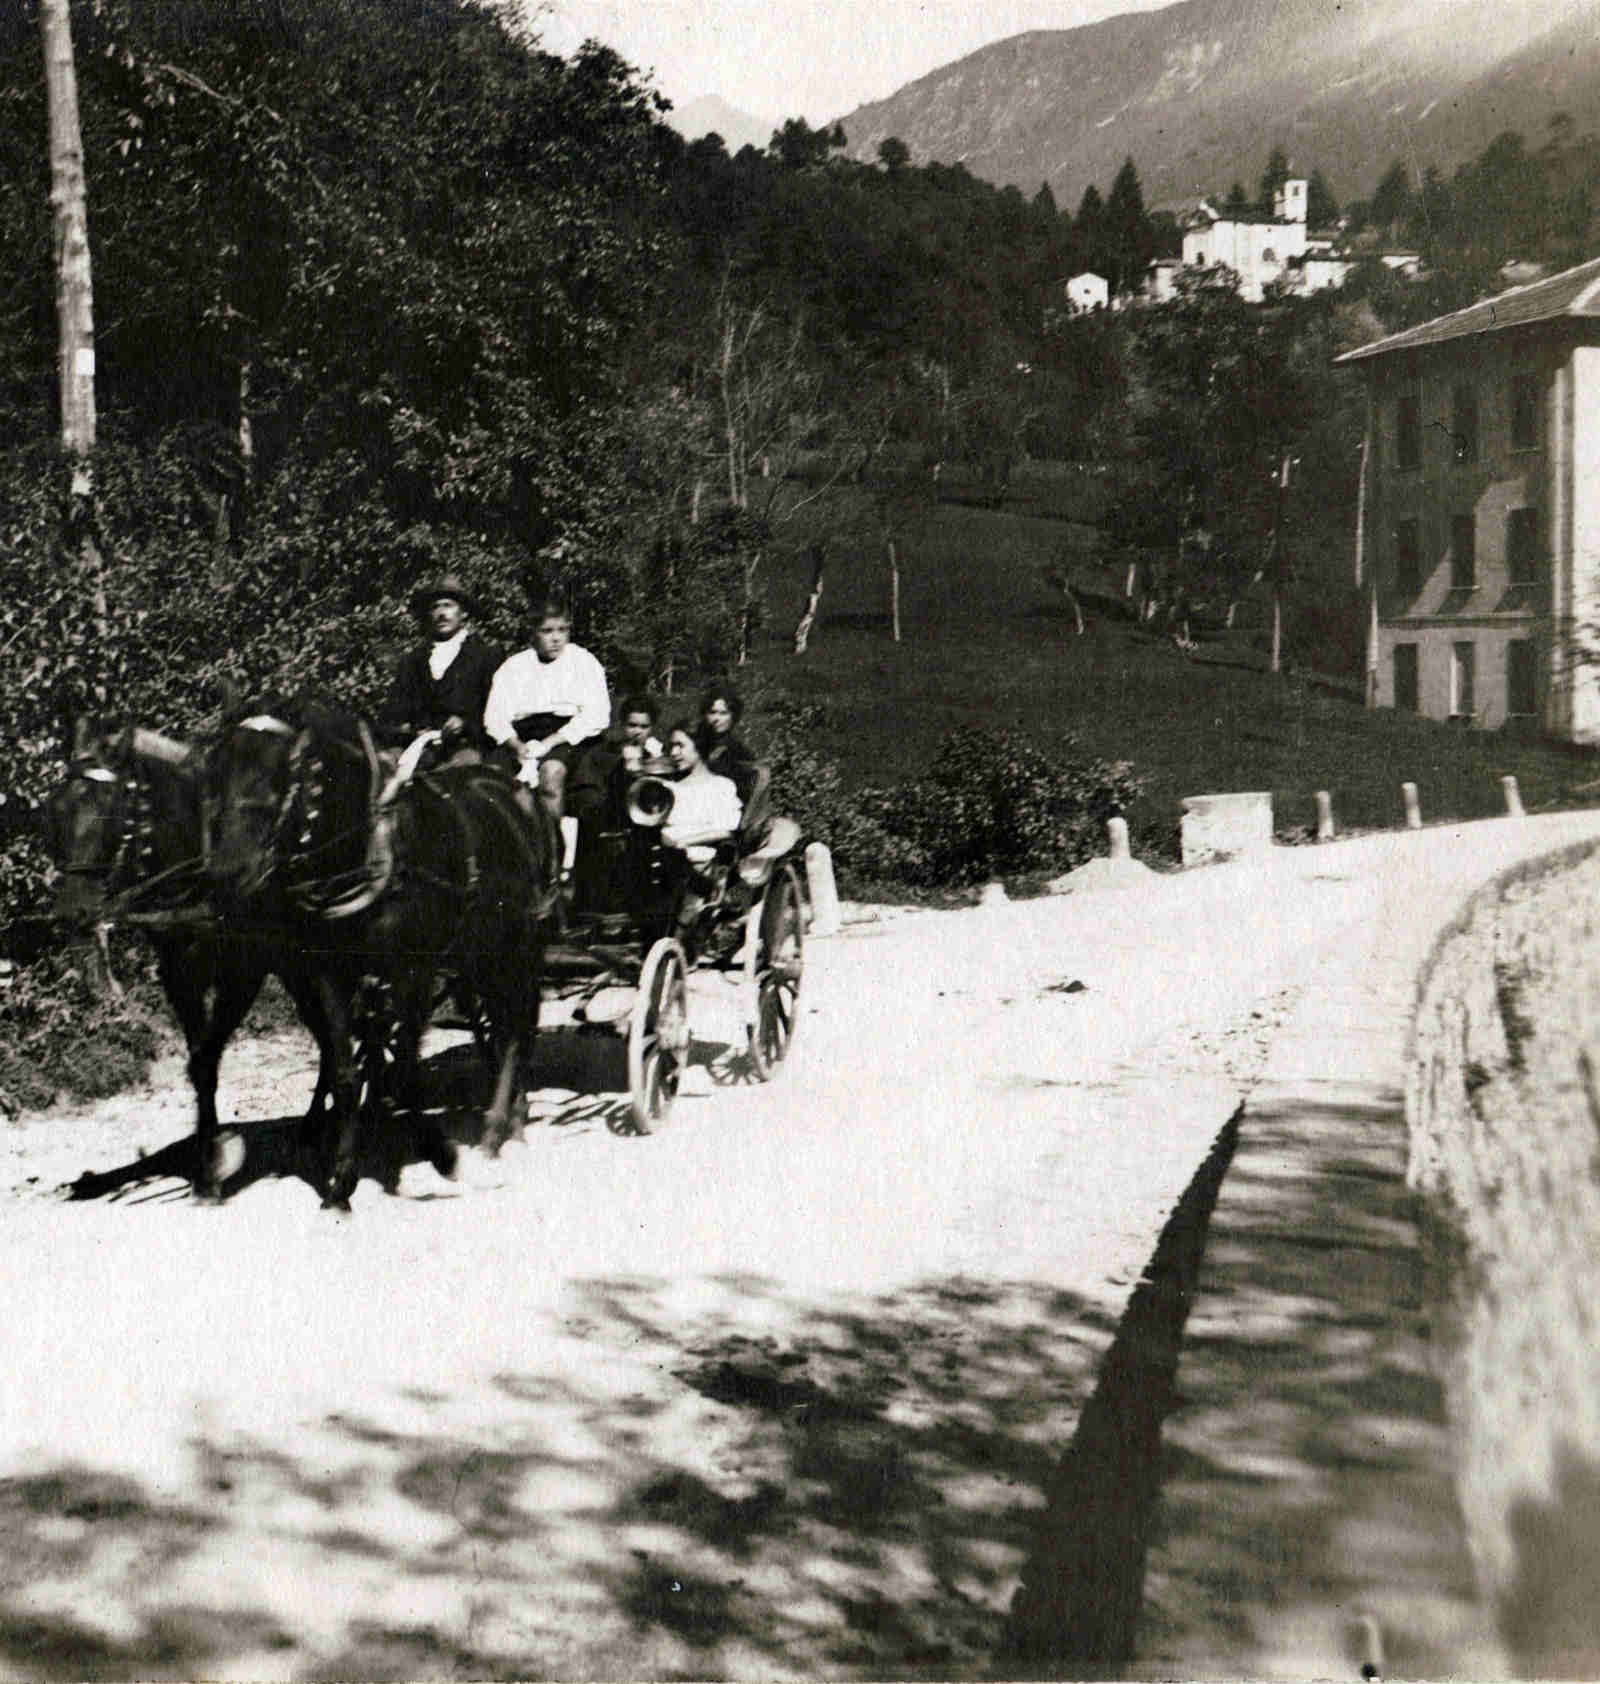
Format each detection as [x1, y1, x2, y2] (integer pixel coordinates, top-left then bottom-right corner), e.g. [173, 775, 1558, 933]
[1065, 271, 1109, 312]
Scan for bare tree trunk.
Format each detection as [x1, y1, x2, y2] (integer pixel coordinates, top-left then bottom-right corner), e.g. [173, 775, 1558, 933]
[738, 549, 761, 666]
[238, 359, 253, 514]
[41, 0, 103, 650]
[719, 312, 745, 510]
[888, 536, 901, 643]
[793, 543, 824, 654]
[1269, 452, 1290, 676]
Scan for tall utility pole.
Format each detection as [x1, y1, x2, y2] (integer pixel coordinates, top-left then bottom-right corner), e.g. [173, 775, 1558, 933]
[40, 0, 105, 674]
[1270, 451, 1291, 675]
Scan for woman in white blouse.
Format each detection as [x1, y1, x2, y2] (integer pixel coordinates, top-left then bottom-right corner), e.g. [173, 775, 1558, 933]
[660, 722, 742, 864]
[658, 721, 743, 937]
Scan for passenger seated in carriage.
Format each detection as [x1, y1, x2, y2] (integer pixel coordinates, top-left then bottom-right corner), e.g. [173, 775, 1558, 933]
[564, 693, 664, 916]
[695, 684, 760, 806]
[658, 720, 743, 938]
[483, 596, 611, 883]
[378, 574, 502, 765]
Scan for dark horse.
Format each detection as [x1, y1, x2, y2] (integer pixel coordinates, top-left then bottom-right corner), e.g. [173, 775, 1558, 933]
[47, 717, 334, 1200]
[205, 698, 550, 1208]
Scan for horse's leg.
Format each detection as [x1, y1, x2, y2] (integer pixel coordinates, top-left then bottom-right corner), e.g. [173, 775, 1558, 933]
[182, 949, 268, 1201]
[154, 940, 224, 1198]
[390, 967, 457, 1184]
[279, 967, 334, 1146]
[481, 957, 536, 1155]
[316, 971, 363, 1212]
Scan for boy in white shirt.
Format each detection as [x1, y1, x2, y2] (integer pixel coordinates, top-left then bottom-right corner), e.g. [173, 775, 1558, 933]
[484, 598, 611, 834]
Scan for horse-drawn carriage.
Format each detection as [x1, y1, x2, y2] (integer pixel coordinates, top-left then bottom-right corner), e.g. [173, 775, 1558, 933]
[50, 702, 807, 1205]
[548, 754, 806, 1132]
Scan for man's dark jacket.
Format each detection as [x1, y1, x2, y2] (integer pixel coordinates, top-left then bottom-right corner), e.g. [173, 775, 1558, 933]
[379, 633, 503, 753]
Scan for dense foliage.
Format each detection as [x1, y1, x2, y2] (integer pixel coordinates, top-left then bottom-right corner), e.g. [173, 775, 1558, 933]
[760, 711, 1143, 891]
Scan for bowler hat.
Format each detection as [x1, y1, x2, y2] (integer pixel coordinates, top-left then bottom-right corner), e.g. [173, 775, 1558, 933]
[408, 574, 478, 619]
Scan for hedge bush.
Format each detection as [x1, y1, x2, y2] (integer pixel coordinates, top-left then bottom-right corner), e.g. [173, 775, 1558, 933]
[0, 948, 163, 1117]
[759, 713, 1143, 892]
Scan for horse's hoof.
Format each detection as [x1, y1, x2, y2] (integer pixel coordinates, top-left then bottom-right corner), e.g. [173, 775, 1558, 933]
[322, 1167, 357, 1210]
[213, 1130, 246, 1182]
[426, 1133, 459, 1180]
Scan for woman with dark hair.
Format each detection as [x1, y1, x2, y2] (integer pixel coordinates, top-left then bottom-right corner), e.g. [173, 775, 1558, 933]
[695, 684, 759, 804]
[660, 719, 743, 939]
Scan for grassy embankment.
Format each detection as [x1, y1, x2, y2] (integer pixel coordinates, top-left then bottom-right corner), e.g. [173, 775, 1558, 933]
[743, 480, 1600, 865]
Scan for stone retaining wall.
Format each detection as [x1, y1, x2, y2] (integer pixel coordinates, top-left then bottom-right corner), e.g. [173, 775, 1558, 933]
[1407, 838, 1600, 1676]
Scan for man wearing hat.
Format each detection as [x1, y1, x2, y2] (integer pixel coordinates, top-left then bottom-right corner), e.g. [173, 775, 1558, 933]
[379, 575, 503, 761]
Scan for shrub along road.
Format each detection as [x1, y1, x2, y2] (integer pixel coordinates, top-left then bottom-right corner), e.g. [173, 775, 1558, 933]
[3, 809, 1599, 1679]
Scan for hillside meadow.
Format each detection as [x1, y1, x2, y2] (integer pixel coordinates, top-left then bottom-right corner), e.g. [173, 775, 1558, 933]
[741, 500, 1600, 866]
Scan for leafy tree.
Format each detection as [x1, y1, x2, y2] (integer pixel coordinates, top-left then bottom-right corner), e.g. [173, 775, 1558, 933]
[0, 0, 677, 928]
[768, 116, 845, 171]
[1256, 145, 1290, 214]
[1074, 181, 1104, 262]
[1369, 159, 1413, 229]
[877, 135, 909, 174]
[1223, 181, 1251, 214]
[1306, 168, 1340, 227]
[1102, 156, 1152, 295]
[1107, 266, 1319, 642]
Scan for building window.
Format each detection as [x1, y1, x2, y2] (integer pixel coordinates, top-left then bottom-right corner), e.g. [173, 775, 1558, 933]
[1507, 508, 1540, 583]
[1450, 514, 1476, 589]
[1396, 392, 1421, 471]
[1394, 518, 1421, 596]
[1451, 383, 1478, 463]
[1507, 639, 1537, 717]
[1394, 643, 1419, 712]
[1510, 374, 1541, 451]
[1451, 642, 1476, 718]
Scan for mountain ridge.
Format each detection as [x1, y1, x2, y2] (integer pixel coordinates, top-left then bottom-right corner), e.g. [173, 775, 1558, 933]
[834, 0, 1600, 208]
[663, 93, 774, 156]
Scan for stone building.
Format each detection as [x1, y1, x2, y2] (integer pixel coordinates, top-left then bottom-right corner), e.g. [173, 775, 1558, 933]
[1335, 255, 1600, 741]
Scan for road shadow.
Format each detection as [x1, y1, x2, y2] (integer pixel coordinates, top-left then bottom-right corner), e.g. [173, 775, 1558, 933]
[25, 1092, 1429, 1679]
[0, 1269, 1127, 1680]
[1002, 1105, 1242, 1674]
[1131, 1084, 1495, 1681]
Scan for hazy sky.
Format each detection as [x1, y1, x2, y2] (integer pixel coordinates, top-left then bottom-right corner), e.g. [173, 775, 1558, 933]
[533, 0, 1181, 125]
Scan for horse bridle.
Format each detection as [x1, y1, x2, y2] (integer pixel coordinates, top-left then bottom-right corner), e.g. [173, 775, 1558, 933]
[223, 712, 383, 913]
[59, 750, 153, 889]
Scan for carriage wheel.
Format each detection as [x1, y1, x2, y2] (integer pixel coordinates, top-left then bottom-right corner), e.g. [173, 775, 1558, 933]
[628, 937, 689, 1134]
[746, 862, 804, 1081]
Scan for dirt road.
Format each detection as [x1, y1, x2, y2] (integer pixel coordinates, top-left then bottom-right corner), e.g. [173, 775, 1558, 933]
[4, 813, 1598, 1680]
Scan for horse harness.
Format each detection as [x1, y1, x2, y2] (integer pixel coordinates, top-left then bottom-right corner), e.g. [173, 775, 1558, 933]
[233, 714, 548, 930]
